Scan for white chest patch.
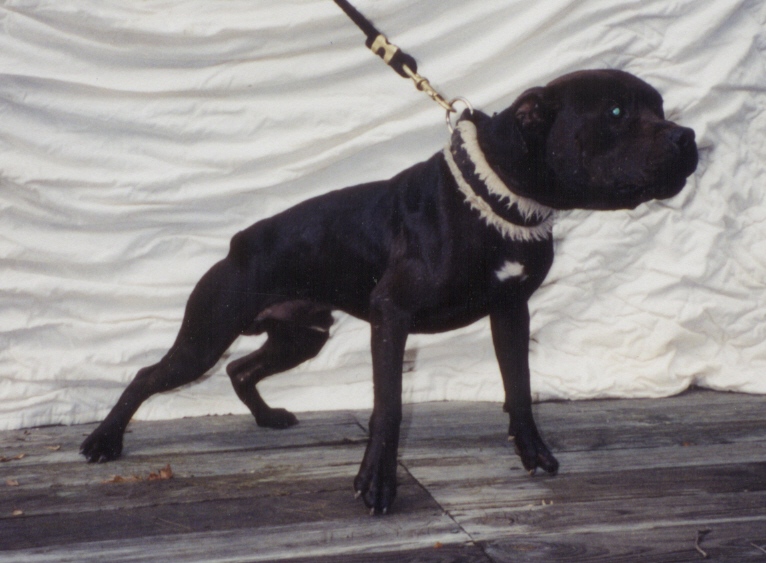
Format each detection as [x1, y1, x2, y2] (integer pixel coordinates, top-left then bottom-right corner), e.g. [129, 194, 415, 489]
[496, 260, 526, 282]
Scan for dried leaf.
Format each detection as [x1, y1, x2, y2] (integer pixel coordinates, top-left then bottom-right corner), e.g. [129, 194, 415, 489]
[102, 474, 142, 484]
[12, 509, 23, 517]
[45, 445, 62, 452]
[147, 464, 174, 481]
[0, 453, 26, 463]
[102, 464, 173, 484]
[6, 479, 20, 487]
[434, 542, 443, 549]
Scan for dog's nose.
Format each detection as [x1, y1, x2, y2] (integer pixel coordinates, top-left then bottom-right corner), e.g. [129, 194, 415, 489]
[668, 126, 698, 175]
[670, 127, 695, 151]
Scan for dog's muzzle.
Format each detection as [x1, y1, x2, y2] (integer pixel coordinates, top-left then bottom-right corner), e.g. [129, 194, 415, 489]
[669, 126, 699, 178]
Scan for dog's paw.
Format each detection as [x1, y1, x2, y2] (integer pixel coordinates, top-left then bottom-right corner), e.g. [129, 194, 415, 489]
[80, 430, 123, 463]
[255, 407, 298, 429]
[510, 430, 559, 476]
[353, 437, 398, 515]
[353, 465, 397, 515]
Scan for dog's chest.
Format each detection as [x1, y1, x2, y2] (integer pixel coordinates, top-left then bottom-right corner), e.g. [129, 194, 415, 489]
[407, 237, 551, 333]
[437, 116, 555, 295]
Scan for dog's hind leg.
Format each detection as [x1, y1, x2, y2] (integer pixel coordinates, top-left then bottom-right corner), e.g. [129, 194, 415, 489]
[226, 302, 333, 428]
[80, 257, 260, 463]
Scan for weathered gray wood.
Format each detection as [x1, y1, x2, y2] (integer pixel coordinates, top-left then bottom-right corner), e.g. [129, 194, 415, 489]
[0, 443, 367, 492]
[0, 449, 363, 518]
[0, 410, 367, 461]
[0, 542, 492, 563]
[403, 460, 766, 507]
[0, 473, 451, 550]
[287, 543, 494, 563]
[400, 441, 766, 484]
[484, 520, 766, 562]
[1, 390, 765, 562]
[394, 389, 766, 453]
[451, 491, 766, 540]
[3, 388, 761, 463]
[0, 510, 474, 563]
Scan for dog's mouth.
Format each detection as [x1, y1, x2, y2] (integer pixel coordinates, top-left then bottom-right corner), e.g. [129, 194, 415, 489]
[579, 176, 689, 211]
[601, 149, 696, 210]
[621, 179, 687, 209]
[616, 186, 652, 210]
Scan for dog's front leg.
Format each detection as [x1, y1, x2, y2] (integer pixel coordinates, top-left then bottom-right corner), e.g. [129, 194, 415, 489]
[490, 301, 559, 476]
[354, 293, 409, 515]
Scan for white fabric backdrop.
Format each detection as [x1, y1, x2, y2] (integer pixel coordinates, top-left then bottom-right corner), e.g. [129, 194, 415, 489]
[1, 0, 764, 430]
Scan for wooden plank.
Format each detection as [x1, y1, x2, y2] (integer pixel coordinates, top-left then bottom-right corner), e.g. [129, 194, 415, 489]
[541, 418, 766, 453]
[1, 450, 364, 518]
[400, 441, 766, 483]
[529, 389, 766, 427]
[8, 443, 763, 522]
[450, 494, 766, 545]
[0, 442, 367, 493]
[287, 543, 493, 563]
[420, 462, 766, 513]
[0, 512, 475, 563]
[395, 389, 766, 431]
[393, 393, 766, 454]
[0, 474, 438, 550]
[482, 520, 766, 562]
[0, 411, 367, 462]
[0, 471, 477, 562]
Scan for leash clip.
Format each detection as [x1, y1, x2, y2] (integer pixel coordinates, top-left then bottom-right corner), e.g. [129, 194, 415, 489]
[401, 64, 454, 113]
[367, 35, 458, 115]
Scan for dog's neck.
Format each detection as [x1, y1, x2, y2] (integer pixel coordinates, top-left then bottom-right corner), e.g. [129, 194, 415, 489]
[444, 118, 554, 242]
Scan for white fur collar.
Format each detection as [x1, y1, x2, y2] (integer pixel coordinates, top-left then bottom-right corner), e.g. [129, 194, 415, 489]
[444, 119, 554, 242]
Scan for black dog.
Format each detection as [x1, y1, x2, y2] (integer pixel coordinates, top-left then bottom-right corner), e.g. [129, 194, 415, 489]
[81, 69, 698, 514]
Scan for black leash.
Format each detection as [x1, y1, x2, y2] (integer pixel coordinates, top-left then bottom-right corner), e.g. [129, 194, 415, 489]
[333, 0, 472, 127]
[333, 0, 417, 79]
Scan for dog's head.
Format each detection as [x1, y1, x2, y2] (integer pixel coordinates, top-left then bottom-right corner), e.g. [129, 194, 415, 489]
[482, 69, 698, 210]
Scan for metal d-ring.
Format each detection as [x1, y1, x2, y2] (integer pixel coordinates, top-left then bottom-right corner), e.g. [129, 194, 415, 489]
[446, 97, 474, 133]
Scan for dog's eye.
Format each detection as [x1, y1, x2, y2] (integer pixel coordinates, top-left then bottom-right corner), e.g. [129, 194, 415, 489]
[609, 105, 624, 119]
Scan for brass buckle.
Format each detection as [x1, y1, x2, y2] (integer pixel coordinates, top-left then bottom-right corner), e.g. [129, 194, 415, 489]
[369, 34, 399, 64]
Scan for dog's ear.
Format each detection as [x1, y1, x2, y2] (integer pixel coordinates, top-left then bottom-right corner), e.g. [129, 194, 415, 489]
[509, 87, 554, 134]
[487, 87, 554, 155]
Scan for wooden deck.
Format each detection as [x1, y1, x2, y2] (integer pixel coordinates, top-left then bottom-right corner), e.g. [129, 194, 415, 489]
[1, 388, 765, 562]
